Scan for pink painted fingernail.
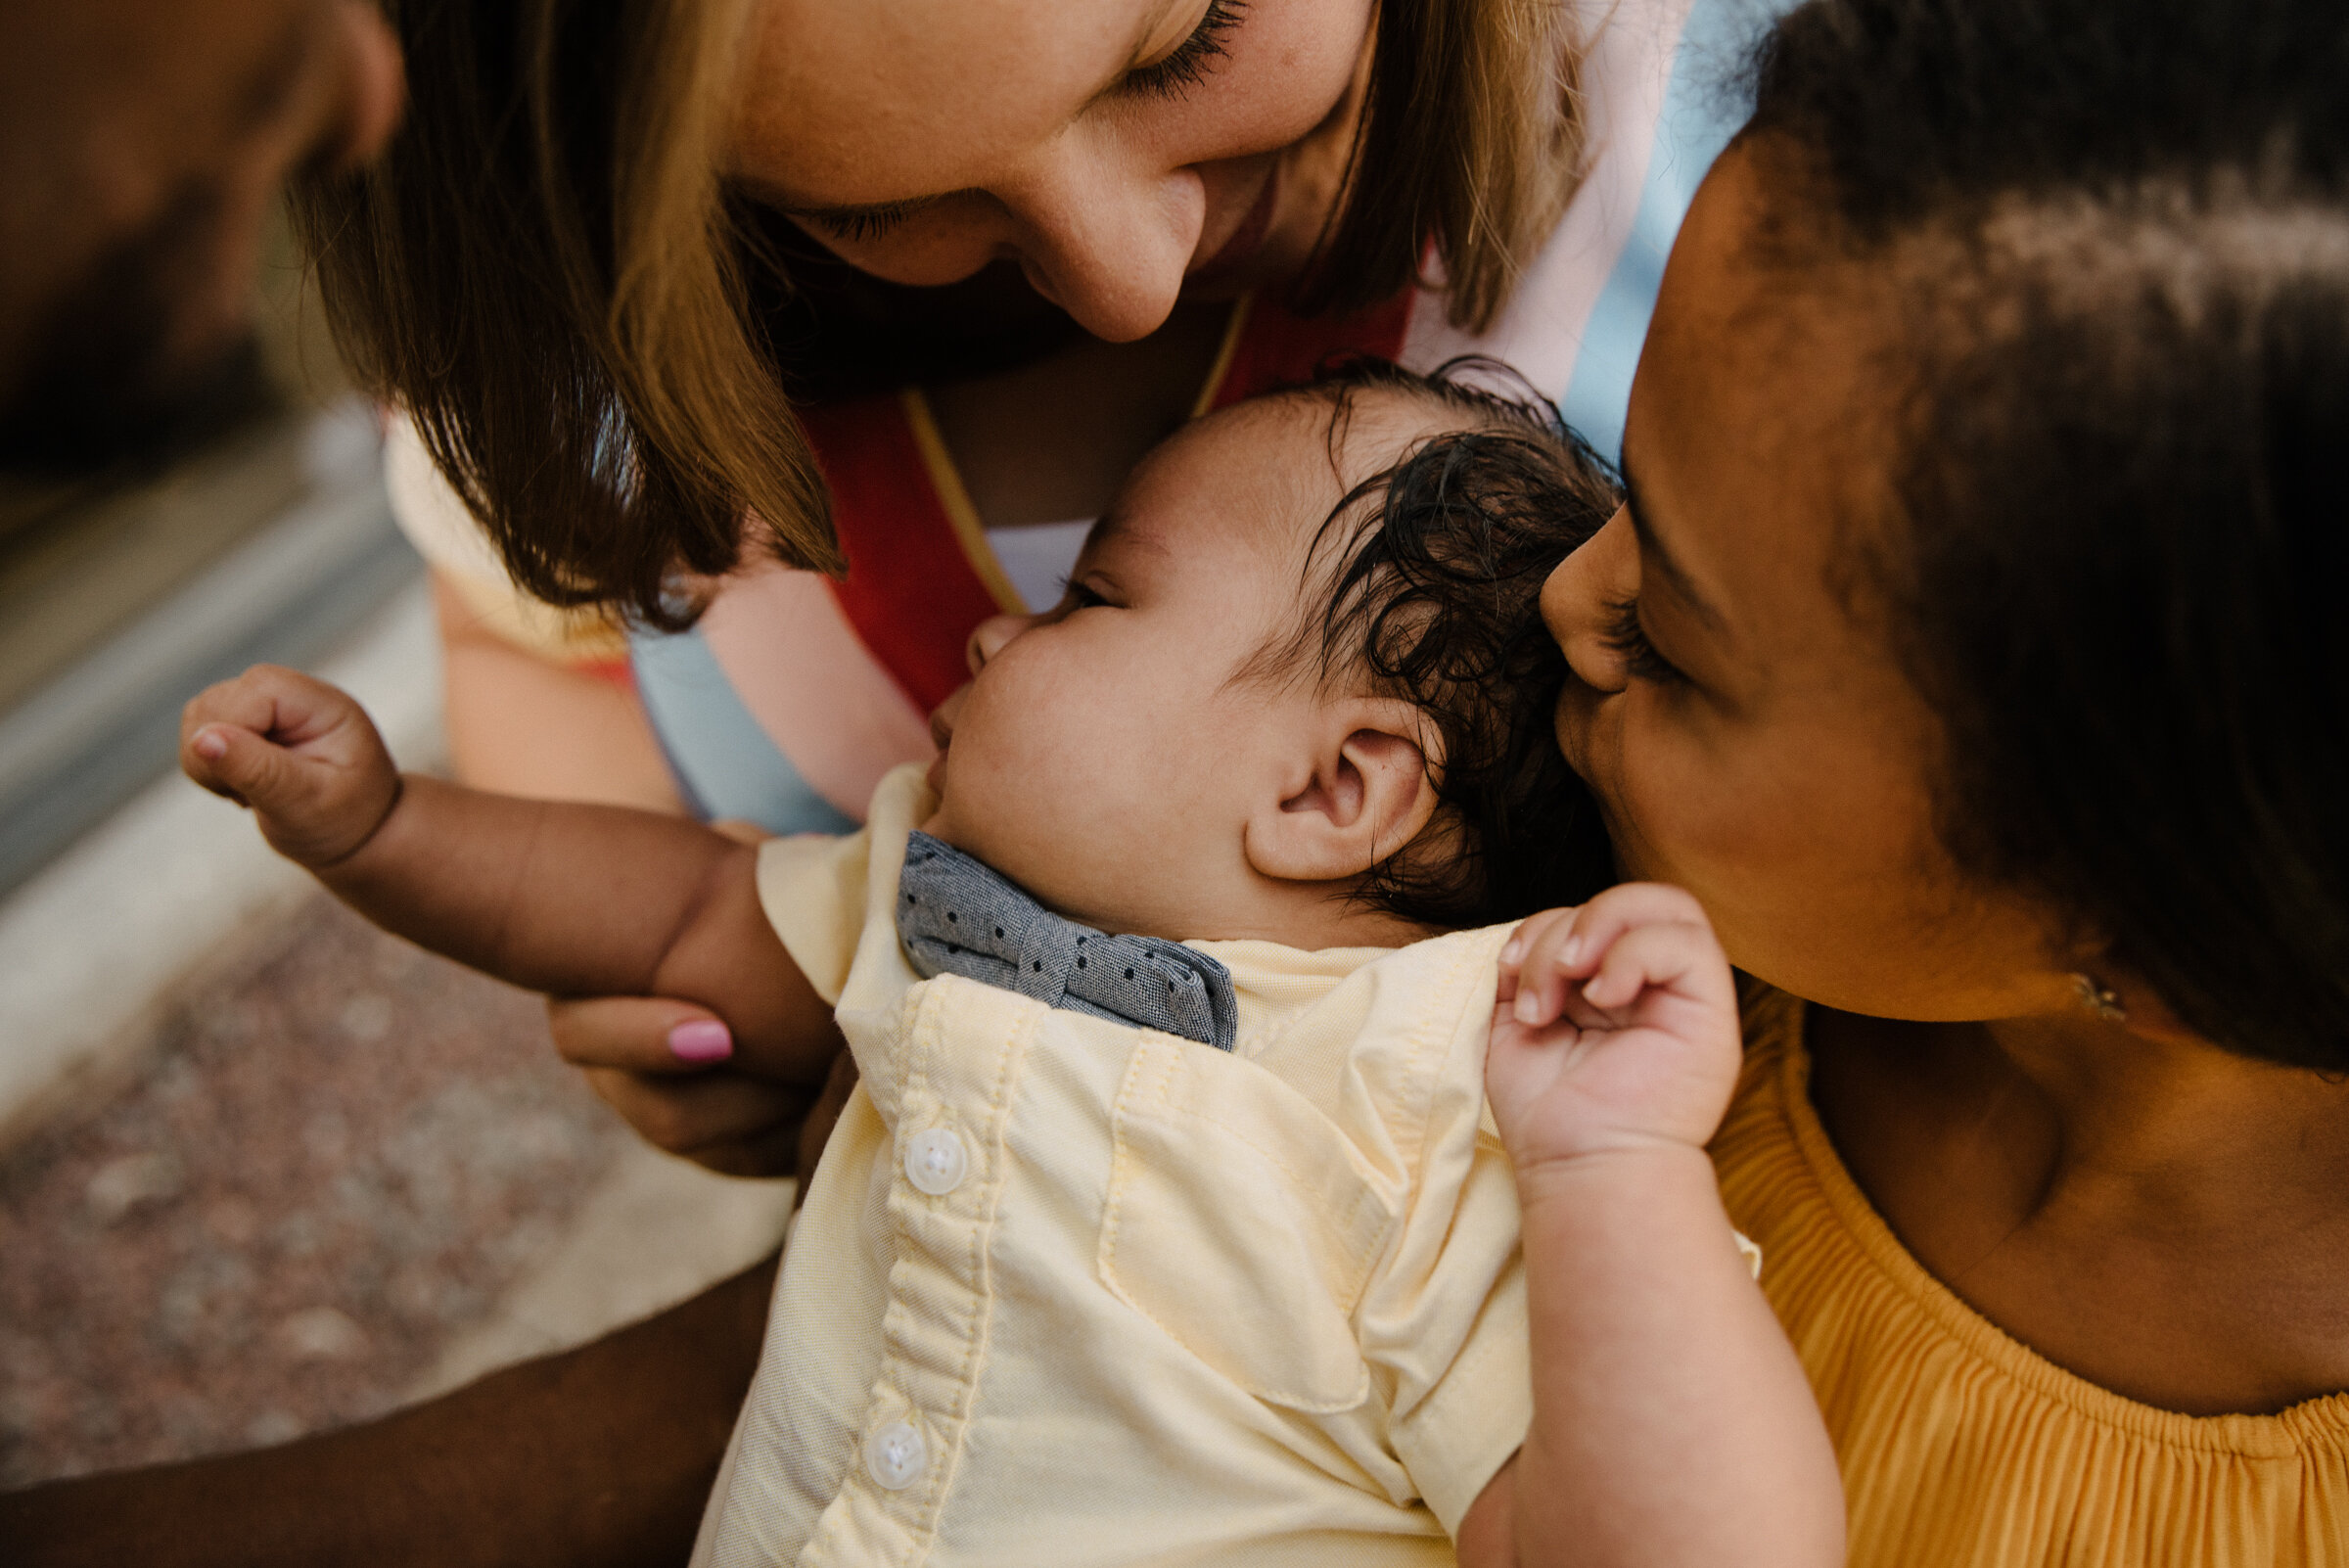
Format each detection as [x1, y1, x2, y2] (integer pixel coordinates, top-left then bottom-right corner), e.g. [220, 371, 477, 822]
[668, 1020, 733, 1062]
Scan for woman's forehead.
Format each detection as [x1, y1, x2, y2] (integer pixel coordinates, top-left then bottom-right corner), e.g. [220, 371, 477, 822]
[1632, 146, 1907, 653]
[736, 0, 1185, 204]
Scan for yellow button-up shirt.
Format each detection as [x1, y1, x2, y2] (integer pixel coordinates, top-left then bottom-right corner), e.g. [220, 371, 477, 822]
[693, 766, 1530, 1567]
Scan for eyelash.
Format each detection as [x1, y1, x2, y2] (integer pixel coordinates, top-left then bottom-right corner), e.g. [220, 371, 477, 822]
[1125, 0, 1248, 101]
[1601, 598, 1690, 687]
[814, 201, 919, 243]
[1057, 576, 1110, 610]
[813, 0, 1244, 243]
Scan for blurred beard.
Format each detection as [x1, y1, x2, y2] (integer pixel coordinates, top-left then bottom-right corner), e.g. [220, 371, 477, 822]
[0, 180, 270, 480]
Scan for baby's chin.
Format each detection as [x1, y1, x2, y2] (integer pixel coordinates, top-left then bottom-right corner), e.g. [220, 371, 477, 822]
[913, 798, 1131, 932]
[913, 795, 1010, 883]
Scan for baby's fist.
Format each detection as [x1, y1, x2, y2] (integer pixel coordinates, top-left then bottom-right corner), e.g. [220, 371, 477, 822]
[1488, 883, 1744, 1172]
[181, 666, 400, 868]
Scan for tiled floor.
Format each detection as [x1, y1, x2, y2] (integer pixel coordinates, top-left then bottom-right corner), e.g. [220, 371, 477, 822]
[0, 893, 632, 1488]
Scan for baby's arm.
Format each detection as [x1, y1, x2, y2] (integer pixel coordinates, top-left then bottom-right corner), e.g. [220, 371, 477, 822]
[1456, 884, 1843, 1568]
[179, 666, 839, 1078]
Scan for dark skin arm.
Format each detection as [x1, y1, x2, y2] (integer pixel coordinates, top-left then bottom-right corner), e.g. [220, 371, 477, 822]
[176, 664, 847, 1096]
[0, 1251, 777, 1568]
[1, 667, 861, 1565]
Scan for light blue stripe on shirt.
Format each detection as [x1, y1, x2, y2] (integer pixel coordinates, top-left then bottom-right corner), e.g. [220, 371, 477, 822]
[1561, 0, 1792, 463]
[632, 621, 858, 836]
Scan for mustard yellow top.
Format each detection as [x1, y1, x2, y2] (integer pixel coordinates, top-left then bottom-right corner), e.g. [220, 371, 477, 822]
[1715, 986, 2349, 1567]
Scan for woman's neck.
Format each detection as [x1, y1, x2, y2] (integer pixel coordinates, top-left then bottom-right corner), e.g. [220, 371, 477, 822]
[1806, 1004, 2349, 1416]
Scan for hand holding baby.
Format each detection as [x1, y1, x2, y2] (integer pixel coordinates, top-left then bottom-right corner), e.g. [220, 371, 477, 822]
[180, 665, 403, 870]
[1488, 882, 1744, 1177]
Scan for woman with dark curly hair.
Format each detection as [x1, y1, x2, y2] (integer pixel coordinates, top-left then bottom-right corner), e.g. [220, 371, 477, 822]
[1526, 0, 2349, 1559]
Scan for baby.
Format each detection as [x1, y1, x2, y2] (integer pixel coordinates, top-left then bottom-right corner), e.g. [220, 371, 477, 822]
[182, 363, 1837, 1567]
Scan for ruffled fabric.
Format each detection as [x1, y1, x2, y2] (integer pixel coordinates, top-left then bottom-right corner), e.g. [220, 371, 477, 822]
[1714, 987, 2349, 1567]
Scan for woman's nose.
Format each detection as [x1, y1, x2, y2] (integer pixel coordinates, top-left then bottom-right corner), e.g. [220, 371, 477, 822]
[1542, 505, 1640, 694]
[967, 612, 1037, 674]
[1000, 146, 1204, 343]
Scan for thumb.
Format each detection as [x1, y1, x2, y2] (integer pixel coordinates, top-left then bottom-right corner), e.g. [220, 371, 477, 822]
[548, 994, 741, 1078]
[183, 720, 299, 810]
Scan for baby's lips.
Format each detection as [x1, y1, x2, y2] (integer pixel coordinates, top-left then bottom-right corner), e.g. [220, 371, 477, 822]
[927, 683, 971, 753]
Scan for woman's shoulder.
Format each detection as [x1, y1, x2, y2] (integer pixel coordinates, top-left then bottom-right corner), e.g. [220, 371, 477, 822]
[1712, 980, 2349, 1568]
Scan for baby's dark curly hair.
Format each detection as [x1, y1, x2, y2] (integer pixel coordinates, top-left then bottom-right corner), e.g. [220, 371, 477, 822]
[1257, 357, 1622, 930]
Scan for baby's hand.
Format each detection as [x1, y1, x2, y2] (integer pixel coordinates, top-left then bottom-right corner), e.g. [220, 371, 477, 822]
[1487, 883, 1743, 1174]
[180, 665, 402, 869]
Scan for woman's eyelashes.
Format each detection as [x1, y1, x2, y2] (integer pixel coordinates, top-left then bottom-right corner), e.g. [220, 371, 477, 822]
[1600, 598, 1691, 688]
[1125, 0, 1248, 101]
[811, 201, 921, 243]
[1056, 576, 1113, 611]
[808, 0, 1245, 244]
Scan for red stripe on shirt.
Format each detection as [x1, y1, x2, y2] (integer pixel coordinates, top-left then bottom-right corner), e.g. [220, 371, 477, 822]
[801, 395, 1002, 715]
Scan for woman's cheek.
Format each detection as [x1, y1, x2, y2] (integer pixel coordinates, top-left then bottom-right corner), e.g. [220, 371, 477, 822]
[1602, 696, 1732, 891]
[1210, 0, 1371, 144]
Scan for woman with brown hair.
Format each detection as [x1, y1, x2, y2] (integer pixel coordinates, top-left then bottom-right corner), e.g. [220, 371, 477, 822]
[295, 0, 1784, 1172]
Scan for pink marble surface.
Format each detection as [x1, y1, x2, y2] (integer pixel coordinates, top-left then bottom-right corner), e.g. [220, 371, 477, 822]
[0, 894, 628, 1488]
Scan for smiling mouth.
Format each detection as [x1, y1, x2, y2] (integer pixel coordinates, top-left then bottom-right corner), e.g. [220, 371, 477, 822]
[1186, 165, 1279, 291]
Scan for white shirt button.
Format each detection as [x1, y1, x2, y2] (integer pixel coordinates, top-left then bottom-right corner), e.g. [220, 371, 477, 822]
[864, 1419, 928, 1491]
[902, 1127, 969, 1196]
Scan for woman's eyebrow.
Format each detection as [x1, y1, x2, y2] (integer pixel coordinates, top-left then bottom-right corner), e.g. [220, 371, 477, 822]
[1619, 454, 1727, 631]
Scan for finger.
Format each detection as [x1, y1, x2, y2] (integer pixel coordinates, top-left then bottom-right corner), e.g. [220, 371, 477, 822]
[1510, 902, 1614, 1028]
[179, 667, 313, 754]
[1510, 883, 1712, 1029]
[1542, 883, 1710, 1003]
[1578, 918, 1737, 1020]
[581, 1066, 811, 1162]
[179, 673, 291, 804]
[1497, 906, 1578, 1000]
[218, 664, 365, 749]
[548, 994, 745, 1077]
[180, 717, 308, 812]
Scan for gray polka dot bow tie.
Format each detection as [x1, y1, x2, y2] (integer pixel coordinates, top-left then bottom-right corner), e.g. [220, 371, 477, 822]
[896, 833, 1239, 1052]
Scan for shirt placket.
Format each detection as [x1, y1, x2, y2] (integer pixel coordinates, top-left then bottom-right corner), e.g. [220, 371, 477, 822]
[804, 977, 1036, 1566]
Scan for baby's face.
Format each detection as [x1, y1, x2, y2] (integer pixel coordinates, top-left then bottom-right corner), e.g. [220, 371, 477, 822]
[923, 395, 1410, 939]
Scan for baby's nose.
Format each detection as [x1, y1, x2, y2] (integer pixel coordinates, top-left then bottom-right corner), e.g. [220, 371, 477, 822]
[966, 613, 1036, 674]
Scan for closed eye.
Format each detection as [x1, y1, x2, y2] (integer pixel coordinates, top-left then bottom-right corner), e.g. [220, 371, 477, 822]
[1601, 598, 1690, 687]
[1056, 576, 1113, 611]
[1124, 0, 1248, 101]
[806, 199, 923, 243]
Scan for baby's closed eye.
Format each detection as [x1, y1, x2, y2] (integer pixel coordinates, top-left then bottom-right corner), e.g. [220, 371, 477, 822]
[1055, 576, 1114, 611]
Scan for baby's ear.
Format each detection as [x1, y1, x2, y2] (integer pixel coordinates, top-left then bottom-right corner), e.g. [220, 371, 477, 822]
[1245, 698, 1442, 886]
